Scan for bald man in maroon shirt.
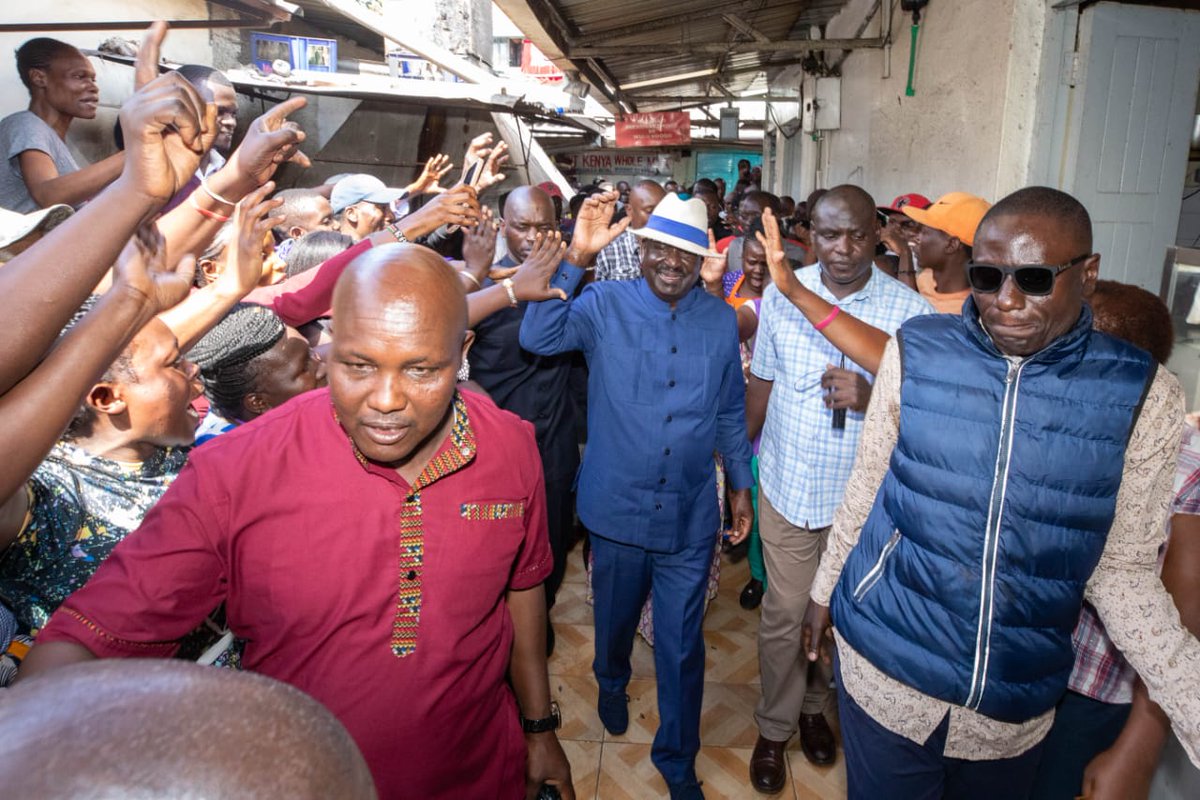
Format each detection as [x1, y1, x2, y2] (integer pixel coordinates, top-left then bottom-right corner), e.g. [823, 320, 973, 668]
[20, 244, 573, 799]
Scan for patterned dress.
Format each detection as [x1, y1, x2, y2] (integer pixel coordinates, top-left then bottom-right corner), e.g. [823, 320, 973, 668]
[0, 442, 240, 683]
[0, 441, 187, 631]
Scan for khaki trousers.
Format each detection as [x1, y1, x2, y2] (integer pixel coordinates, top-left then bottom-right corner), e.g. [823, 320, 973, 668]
[753, 489, 834, 742]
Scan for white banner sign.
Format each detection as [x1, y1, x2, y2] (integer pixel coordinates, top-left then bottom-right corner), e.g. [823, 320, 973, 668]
[570, 150, 674, 176]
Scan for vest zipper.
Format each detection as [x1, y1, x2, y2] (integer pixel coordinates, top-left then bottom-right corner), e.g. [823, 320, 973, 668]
[852, 529, 901, 602]
[964, 359, 1025, 711]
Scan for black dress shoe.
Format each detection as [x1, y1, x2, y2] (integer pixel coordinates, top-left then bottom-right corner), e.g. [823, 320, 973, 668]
[749, 734, 787, 794]
[799, 712, 837, 766]
[739, 578, 764, 610]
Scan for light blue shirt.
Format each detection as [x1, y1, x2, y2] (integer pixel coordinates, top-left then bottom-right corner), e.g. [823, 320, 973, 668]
[751, 265, 932, 528]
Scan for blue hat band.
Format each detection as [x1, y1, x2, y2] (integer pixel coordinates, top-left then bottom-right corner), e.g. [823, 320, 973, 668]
[642, 214, 708, 249]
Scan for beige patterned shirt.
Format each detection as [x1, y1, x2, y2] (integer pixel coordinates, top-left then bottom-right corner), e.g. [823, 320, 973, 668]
[811, 338, 1200, 763]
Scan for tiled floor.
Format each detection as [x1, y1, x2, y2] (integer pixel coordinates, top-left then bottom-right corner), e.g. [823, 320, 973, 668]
[550, 540, 848, 800]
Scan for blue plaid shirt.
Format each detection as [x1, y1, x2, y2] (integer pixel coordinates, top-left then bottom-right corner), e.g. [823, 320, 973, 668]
[751, 265, 932, 528]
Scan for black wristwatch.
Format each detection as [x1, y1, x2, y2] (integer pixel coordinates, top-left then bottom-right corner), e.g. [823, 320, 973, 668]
[521, 700, 562, 734]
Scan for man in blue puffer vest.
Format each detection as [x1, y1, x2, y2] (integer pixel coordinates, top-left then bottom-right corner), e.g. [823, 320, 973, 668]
[801, 187, 1200, 799]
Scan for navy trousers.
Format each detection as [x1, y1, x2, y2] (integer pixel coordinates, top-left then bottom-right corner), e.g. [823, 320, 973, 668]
[590, 532, 711, 786]
[838, 660, 1047, 800]
[1028, 690, 1131, 800]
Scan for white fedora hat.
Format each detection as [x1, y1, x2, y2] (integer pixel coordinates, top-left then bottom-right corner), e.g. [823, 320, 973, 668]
[0, 204, 72, 260]
[631, 193, 716, 257]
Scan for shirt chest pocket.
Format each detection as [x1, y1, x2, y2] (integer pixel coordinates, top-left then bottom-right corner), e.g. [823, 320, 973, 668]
[450, 499, 529, 587]
[460, 501, 525, 521]
[604, 345, 712, 408]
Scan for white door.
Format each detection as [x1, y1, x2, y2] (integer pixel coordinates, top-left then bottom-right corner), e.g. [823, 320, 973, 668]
[1057, 2, 1200, 290]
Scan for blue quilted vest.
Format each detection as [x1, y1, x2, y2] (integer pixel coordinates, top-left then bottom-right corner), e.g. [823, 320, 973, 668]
[831, 301, 1155, 722]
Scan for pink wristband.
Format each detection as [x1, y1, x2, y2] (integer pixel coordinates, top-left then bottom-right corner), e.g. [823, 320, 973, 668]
[814, 306, 840, 331]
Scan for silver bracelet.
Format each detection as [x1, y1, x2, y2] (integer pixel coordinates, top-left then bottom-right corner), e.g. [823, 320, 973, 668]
[200, 177, 236, 207]
[501, 278, 518, 307]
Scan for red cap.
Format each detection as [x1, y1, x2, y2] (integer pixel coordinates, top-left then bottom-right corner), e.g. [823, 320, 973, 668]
[537, 181, 564, 200]
[878, 193, 932, 213]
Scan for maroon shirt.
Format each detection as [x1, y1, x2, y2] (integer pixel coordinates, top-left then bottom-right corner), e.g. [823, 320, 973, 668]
[39, 388, 551, 799]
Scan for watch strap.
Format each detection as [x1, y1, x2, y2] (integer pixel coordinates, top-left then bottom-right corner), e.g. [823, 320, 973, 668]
[521, 700, 561, 733]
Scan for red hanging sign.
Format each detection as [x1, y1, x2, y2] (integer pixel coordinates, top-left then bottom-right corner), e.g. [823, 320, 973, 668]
[615, 112, 692, 148]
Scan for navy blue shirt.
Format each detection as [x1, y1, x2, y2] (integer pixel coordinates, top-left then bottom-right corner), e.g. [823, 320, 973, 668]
[520, 263, 753, 554]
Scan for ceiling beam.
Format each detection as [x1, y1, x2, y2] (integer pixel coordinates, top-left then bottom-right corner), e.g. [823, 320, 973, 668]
[514, 0, 635, 112]
[570, 38, 885, 58]
[580, 0, 800, 45]
[0, 19, 268, 32]
[722, 14, 770, 43]
[585, 58, 638, 112]
[625, 93, 796, 103]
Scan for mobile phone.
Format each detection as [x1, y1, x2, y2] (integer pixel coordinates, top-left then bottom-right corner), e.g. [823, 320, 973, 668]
[446, 162, 483, 234]
[463, 160, 482, 188]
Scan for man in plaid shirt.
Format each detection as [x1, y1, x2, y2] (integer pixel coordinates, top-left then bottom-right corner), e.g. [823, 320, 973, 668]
[1029, 282, 1200, 799]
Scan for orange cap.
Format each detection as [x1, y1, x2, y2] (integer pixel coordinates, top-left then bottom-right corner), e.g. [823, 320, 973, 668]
[902, 192, 992, 247]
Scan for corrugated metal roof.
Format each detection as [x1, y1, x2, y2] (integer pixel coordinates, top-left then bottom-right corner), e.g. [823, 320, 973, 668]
[495, 0, 858, 114]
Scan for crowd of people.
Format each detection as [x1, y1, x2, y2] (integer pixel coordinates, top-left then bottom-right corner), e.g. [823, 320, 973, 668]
[0, 21, 1198, 800]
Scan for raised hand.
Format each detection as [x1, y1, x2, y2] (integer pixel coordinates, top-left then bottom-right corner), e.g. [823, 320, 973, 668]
[879, 221, 911, 257]
[216, 182, 284, 298]
[474, 141, 509, 192]
[511, 232, 568, 302]
[133, 20, 168, 90]
[407, 153, 454, 196]
[566, 190, 630, 265]
[700, 228, 727, 294]
[396, 184, 481, 239]
[223, 97, 310, 191]
[461, 206, 498, 281]
[118, 72, 216, 206]
[462, 132, 494, 173]
[112, 222, 195, 314]
[756, 207, 801, 299]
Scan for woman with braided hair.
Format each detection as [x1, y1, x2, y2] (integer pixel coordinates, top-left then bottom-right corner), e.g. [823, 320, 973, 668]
[189, 303, 325, 445]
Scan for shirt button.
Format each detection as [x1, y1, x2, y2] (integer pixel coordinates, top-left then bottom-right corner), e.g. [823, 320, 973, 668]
[460, 447, 471, 457]
[665, 415, 672, 422]
[655, 503, 663, 511]
[668, 380, 676, 388]
[659, 477, 666, 485]
[671, 313, 677, 321]
[406, 570, 417, 580]
[670, 346, 678, 354]
[664, 448, 671, 455]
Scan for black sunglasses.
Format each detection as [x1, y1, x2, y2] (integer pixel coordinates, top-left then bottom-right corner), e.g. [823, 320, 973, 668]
[966, 253, 1091, 296]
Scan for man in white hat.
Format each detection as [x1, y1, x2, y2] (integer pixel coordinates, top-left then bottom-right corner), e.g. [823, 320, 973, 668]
[331, 174, 407, 241]
[520, 191, 754, 800]
[0, 203, 71, 263]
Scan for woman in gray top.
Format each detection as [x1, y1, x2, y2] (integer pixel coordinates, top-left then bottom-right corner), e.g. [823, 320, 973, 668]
[0, 38, 123, 212]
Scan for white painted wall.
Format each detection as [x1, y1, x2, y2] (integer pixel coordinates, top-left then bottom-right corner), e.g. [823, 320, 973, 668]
[777, 0, 1050, 206]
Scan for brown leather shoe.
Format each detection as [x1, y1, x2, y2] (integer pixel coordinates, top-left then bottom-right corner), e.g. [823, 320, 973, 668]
[749, 734, 787, 794]
[799, 712, 837, 765]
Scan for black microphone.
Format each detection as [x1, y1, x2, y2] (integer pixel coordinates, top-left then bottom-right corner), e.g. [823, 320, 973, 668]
[831, 354, 846, 429]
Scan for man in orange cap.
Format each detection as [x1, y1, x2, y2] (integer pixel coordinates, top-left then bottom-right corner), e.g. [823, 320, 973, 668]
[903, 192, 991, 314]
